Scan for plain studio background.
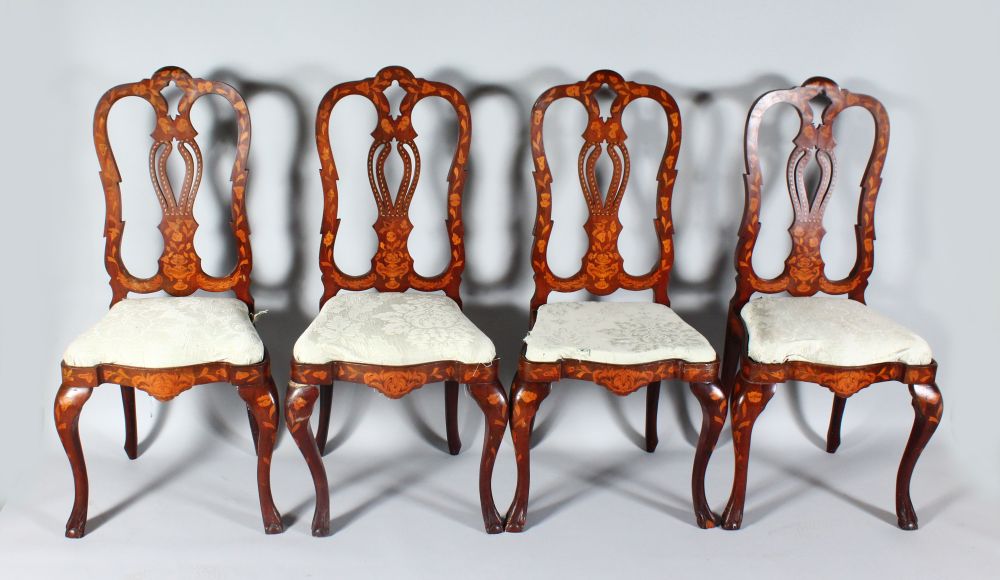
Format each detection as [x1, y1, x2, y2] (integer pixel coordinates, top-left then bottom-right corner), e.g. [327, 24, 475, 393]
[1, 0, 998, 578]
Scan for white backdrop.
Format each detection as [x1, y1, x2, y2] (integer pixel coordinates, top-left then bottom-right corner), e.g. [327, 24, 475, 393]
[1, 1, 998, 578]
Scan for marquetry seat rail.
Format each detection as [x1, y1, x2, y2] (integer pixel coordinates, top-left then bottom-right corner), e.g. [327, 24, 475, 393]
[718, 77, 941, 530]
[505, 70, 726, 533]
[285, 66, 508, 537]
[55, 67, 282, 538]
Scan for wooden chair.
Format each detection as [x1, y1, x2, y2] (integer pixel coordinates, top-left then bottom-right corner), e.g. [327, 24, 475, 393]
[504, 70, 726, 532]
[719, 77, 941, 530]
[56, 67, 282, 538]
[284, 66, 508, 537]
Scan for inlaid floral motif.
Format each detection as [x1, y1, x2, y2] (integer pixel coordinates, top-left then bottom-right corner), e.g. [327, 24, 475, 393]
[314, 67, 470, 302]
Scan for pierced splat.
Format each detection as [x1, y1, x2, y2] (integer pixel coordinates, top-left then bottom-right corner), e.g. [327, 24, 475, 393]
[315, 66, 471, 304]
[529, 70, 682, 309]
[735, 77, 887, 300]
[94, 67, 253, 307]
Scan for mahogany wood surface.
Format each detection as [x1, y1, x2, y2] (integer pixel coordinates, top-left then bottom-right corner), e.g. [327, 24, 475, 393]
[55, 67, 281, 538]
[718, 77, 941, 530]
[506, 70, 724, 532]
[286, 66, 508, 536]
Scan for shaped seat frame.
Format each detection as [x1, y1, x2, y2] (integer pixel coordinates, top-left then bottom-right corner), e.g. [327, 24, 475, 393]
[718, 77, 941, 530]
[56, 67, 282, 538]
[285, 66, 508, 536]
[505, 70, 725, 532]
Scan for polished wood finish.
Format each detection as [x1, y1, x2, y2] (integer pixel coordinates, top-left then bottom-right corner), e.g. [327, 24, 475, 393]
[55, 67, 282, 538]
[719, 77, 941, 530]
[315, 384, 333, 454]
[506, 70, 724, 532]
[644, 382, 661, 453]
[445, 380, 462, 455]
[120, 386, 138, 460]
[287, 66, 507, 536]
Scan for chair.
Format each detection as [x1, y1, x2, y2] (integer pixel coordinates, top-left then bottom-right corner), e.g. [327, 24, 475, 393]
[285, 66, 508, 536]
[504, 70, 726, 532]
[56, 67, 282, 538]
[719, 77, 941, 530]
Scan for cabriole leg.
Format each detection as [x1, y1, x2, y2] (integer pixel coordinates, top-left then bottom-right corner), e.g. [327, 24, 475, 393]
[238, 379, 284, 534]
[55, 385, 93, 538]
[896, 383, 943, 530]
[286, 381, 330, 536]
[468, 378, 509, 534]
[504, 375, 551, 533]
[690, 381, 727, 529]
[721, 377, 776, 530]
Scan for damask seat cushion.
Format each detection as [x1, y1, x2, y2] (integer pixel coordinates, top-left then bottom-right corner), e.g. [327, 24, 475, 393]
[523, 302, 716, 365]
[741, 296, 933, 367]
[293, 292, 496, 366]
[63, 296, 265, 368]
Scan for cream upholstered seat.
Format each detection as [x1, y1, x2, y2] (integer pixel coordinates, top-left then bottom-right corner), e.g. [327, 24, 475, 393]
[741, 296, 933, 367]
[523, 301, 716, 365]
[63, 296, 265, 368]
[293, 292, 496, 366]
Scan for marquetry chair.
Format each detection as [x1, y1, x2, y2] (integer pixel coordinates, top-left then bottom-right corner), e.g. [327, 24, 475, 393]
[55, 67, 282, 538]
[719, 77, 940, 530]
[285, 66, 508, 537]
[504, 70, 726, 532]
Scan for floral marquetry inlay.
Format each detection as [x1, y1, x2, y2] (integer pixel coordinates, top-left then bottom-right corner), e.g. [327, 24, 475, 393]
[529, 70, 682, 308]
[94, 66, 255, 308]
[315, 66, 471, 305]
[732, 77, 887, 304]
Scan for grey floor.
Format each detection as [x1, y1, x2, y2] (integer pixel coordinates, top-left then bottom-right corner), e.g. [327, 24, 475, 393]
[1, 380, 997, 579]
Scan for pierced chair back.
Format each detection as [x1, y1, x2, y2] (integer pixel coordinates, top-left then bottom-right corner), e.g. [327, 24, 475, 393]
[528, 70, 682, 313]
[731, 76, 888, 312]
[95, 66, 255, 309]
[314, 66, 471, 306]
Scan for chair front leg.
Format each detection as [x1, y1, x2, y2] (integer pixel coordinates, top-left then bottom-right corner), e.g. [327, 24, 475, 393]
[721, 376, 776, 530]
[689, 381, 727, 529]
[286, 381, 330, 537]
[896, 382, 943, 530]
[120, 385, 138, 460]
[467, 378, 509, 534]
[237, 379, 284, 534]
[645, 381, 661, 453]
[55, 385, 93, 538]
[445, 380, 462, 455]
[504, 374, 551, 533]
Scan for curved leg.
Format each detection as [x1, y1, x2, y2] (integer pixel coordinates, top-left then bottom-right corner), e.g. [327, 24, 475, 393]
[120, 385, 138, 460]
[690, 381, 727, 529]
[645, 381, 660, 453]
[721, 377, 776, 530]
[238, 379, 284, 534]
[445, 380, 461, 455]
[896, 383, 943, 530]
[55, 385, 93, 538]
[504, 375, 551, 533]
[315, 384, 333, 454]
[286, 381, 330, 537]
[468, 378, 509, 534]
[826, 395, 848, 453]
